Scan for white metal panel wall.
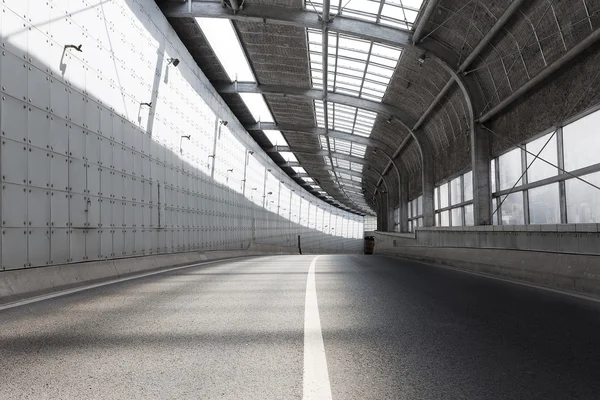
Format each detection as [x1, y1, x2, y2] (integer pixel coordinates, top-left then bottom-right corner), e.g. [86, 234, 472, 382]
[0, 0, 363, 270]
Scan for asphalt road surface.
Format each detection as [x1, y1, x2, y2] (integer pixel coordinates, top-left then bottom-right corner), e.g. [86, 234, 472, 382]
[1, 255, 600, 399]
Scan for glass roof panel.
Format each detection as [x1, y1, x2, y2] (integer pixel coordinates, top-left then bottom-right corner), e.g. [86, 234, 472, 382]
[279, 151, 298, 163]
[263, 130, 288, 147]
[292, 166, 306, 173]
[306, 0, 424, 30]
[307, 29, 401, 102]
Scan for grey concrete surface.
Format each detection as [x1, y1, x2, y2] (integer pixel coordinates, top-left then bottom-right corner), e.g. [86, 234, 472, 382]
[2, 255, 600, 399]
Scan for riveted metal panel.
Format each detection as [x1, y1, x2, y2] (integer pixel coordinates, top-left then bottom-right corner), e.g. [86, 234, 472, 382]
[113, 200, 124, 228]
[68, 158, 86, 193]
[28, 106, 50, 150]
[28, 65, 50, 111]
[123, 174, 133, 201]
[87, 196, 100, 228]
[113, 229, 125, 256]
[69, 229, 86, 262]
[69, 193, 87, 228]
[28, 147, 50, 188]
[1, 49, 27, 101]
[113, 145, 124, 172]
[100, 168, 111, 198]
[1, 7, 28, 58]
[49, 77, 69, 120]
[48, 117, 69, 157]
[28, 228, 50, 267]
[2, 228, 28, 270]
[100, 138, 112, 167]
[112, 171, 124, 201]
[112, 117, 123, 144]
[50, 153, 68, 191]
[68, 88, 85, 128]
[1, 95, 28, 142]
[2, 183, 27, 228]
[123, 149, 133, 174]
[28, 187, 50, 228]
[101, 229, 113, 258]
[124, 229, 134, 255]
[87, 164, 100, 196]
[85, 98, 100, 133]
[50, 228, 69, 265]
[123, 121, 135, 149]
[132, 151, 142, 177]
[134, 202, 143, 228]
[86, 132, 101, 165]
[99, 108, 113, 138]
[51, 190, 69, 228]
[142, 133, 151, 156]
[86, 229, 101, 260]
[68, 125, 86, 159]
[134, 127, 143, 153]
[123, 201, 134, 227]
[2, 139, 27, 185]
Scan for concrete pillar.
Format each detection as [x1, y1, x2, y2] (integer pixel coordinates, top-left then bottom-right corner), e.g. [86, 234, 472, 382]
[472, 125, 492, 224]
[398, 175, 409, 232]
[418, 135, 436, 227]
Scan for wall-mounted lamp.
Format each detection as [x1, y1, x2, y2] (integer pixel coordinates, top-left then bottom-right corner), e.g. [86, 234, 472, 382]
[179, 135, 191, 153]
[252, 188, 258, 190]
[65, 44, 83, 52]
[267, 191, 273, 195]
[248, 150, 254, 155]
[219, 120, 228, 126]
[386, 116, 393, 124]
[167, 58, 180, 67]
[141, 102, 152, 108]
[417, 54, 427, 65]
[227, 168, 234, 172]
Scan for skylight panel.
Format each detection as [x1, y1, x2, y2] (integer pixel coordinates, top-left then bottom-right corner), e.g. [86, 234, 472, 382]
[263, 130, 288, 147]
[279, 151, 298, 163]
[239, 93, 275, 123]
[304, 177, 315, 183]
[195, 18, 255, 82]
[292, 166, 306, 174]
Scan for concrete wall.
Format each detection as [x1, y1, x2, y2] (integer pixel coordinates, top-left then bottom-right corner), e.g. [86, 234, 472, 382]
[0, 0, 363, 276]
[369, 225, 600, 297]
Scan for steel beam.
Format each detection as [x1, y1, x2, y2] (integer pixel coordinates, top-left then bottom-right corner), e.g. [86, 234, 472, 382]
[246, 122, 395, 153]
[412, 0, 440, 44]
[459, 0, 527, 73]
[214, 82, 418, 129]
[479, 26, 600, 123]
[160, 1, 412, 48]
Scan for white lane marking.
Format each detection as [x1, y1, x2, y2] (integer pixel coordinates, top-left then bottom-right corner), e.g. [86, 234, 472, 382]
[382, 255, 600, 304]
[303, 255, 333, 400]
[0, 257, 257, 312]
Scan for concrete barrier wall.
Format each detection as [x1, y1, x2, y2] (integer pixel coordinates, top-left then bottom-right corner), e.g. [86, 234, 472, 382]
[369, 224, 600, 297]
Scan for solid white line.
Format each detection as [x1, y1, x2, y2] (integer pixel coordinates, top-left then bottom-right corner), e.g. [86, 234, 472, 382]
[0, 257, 252, 312]
[382, 255, 600, 304]
[303, 255, 333, 400]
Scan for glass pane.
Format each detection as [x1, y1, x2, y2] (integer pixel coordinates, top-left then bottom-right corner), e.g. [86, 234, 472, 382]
[526, 132, 558, 183]
[417, 196, 423, 216]
[566, 171, 600, 223]
[499, 149, 523, 190]
[451, 208, 463, 226]
[529, 183, 560, 224]
[563, 110, 600, 171]
[408, 202, 412, 218]
[450, 177, 462, 205]
[440, 183, 449, 209]
[464, 205, 474, 226]
[418, 217, 423, 227]
[440, 210, 450, 227]
[463, 171, 473, 202]
[500, 192, 524, 225]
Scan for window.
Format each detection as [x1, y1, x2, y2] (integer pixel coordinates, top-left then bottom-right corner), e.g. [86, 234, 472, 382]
[529, 184, 560, 224]
[565, 172, 600, 223]
[464, 171, 473, 202]
[499, 148, 523, 190]
[500, 192, 524, 225]
[526, 132, 557, 183]
[450, 177, 462, 206]
[439, 211, 450, 227]
[464, 205, 474, 226]
[439, 183, 449, 209]
[563, 111, 600, 171]
[451, 208, 463, 226]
